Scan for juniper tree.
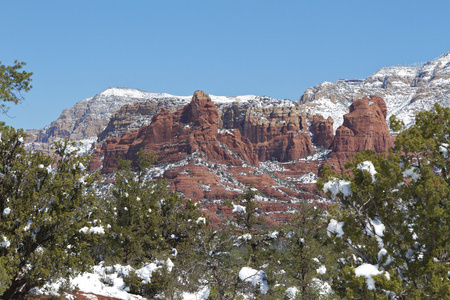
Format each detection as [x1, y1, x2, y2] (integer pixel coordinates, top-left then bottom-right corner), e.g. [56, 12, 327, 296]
[281, 203, 338, 300]
[0, 60, 33, 115]
[0, 126, 101, 299]
[318, 103, 450, 299]
[103, 149, 205, 298]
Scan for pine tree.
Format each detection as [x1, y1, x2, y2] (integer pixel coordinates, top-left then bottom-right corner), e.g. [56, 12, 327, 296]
[0, 125, 101, 299]
[318, 103, 450, 298]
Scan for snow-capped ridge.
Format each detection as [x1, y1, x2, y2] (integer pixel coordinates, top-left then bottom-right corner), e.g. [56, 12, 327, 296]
[299, 52, 450, 133]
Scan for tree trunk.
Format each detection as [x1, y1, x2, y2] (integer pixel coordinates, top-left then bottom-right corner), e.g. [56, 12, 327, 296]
[2, 277, 30, 300]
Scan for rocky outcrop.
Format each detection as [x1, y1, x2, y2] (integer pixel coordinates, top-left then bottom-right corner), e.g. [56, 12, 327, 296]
[25, 88, 193, 154]
[97, 101, 184, 142]
[90, 91, 259, 174]
[299, 53, 450, 132]
[240, 107, 314, 162]
[311, 115, 334, 148]
[327, 95, 393, 173]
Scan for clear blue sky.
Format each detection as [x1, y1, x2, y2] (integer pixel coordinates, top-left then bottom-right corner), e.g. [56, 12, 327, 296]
[1, 1, 449, 130]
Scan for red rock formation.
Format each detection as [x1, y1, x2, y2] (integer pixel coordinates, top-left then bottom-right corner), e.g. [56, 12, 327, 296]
[311, 115, 334, 148]
[90, 91, 259, 173]
[241, 108, 315, 162]
[328, 95, 393, 172]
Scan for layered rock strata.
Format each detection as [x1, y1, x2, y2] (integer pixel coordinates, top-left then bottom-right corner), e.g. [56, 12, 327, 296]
[90, 91, 258, 174]
[311, 115, 334, 148]
[328, 95, 393, 173]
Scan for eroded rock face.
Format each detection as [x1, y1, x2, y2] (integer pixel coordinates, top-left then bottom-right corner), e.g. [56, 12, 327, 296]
[240, 107, 314, 162]
[90, 91, 259, 174]
[327, 95, 393, 173]
[299, 53, 450, 132]
[97, 101, 185, 142]
[311, 115, 334, 148]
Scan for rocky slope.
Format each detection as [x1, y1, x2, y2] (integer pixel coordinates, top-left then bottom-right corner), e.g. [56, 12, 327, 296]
[299, 52, 450, 132]
[89, 90, 395, 223]
[24, 53, 450, 222]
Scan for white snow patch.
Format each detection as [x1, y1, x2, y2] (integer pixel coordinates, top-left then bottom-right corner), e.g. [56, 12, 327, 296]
[269, 231, 279, 239]
[285, 286, 299, 299]
[402, 167, 420, 181]
[316, 265, 327, 275]
[182, 285, 211, 300]
[357, 161, 377, 182]
[232, 203, 246, 213]
[2, 207, 11, 216]
[323, 178, 352, 198]
[239, 267, 269, 294]
[354, 263, 389, 290]
[365, 218, 385, 248]
[0, 236, 10, 248]
[79, 226, 105, 235]
[440, 143, 449, 158]
[196, 217, 206, 224]
[327, 219, 344, 238]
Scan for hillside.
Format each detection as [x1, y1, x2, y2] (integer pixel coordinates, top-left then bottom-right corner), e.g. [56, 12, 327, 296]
[22, 53, 450, 223]
[299, 52, 450, 132]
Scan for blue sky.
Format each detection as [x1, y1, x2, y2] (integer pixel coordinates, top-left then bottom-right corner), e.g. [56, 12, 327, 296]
[1, 1, 449, 129]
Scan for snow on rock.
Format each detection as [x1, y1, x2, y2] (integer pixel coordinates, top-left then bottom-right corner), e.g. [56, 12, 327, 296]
[239, 267, 269, 294]
[323, 178, 352, 198]
[300, 53, 450, 133]
[327, 219, 344, 238]
[295, 172, 318, 184]
[354, 263, 390, 290]
[232, 203, 246, 213]
[36, 261, 174, 300]
[357, 161, 377, 182]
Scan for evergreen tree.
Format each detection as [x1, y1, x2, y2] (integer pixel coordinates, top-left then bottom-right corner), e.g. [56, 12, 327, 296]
[281, 203, 337, 299]
[103, 149, 205, 298]
[0, 60, 33, 115]
[185, 223, 243, 300]
[318, 103, 450, 299]
[0, 125, 101, 299]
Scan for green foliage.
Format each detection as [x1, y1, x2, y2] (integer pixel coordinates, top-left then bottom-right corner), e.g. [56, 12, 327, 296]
[184, 223, 243, 300]
[184, 186, 285, 299]
[103, 149, 205, 298]
[388, 114, 405, 132]
[281, 203, 338, 300]
[0, 125, 101, 299]
[123, 265, 174, 299]
[319, 103, 450, 299]
[0, 60, 33, 115]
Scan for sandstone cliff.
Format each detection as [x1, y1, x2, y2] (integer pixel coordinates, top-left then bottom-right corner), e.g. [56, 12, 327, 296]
[327, 96, 393, 173]
[90, 91, 259, 174]
[299, 53, 450, 132]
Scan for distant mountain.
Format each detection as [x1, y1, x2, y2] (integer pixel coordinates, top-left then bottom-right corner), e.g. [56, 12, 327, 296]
[299, 53, 450, 132]
[22, 53, 450, 223]
[25, 87, 295, 153]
